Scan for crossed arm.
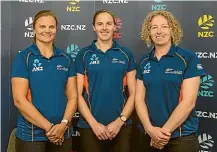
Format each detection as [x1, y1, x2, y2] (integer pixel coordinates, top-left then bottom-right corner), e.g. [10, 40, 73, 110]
[135, 76, 200, 149]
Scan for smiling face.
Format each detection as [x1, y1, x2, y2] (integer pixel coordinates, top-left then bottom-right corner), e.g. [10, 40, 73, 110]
[93, 12, 116, 42]
[150, 15, 172, 47]
[34, 15, 57, 44]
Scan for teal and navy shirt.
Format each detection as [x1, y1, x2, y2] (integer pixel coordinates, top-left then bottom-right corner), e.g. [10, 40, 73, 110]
[137, 44, 206, 138]
[11, 43, 76, 141]
[75, 40, 136, 128]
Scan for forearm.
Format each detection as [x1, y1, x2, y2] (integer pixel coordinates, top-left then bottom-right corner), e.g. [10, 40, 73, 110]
[62, 97, 77, 122]
[135, 99, 153, 131]
[15, 98, 51, 131]
[121, 94, 135, 119]
[78, 96, 97, 127]
[163, 100, 195, 133]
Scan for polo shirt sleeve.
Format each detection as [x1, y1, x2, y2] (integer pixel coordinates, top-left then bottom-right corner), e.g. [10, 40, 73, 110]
[127, 51, 136, 72]
[183, 53, 206, 79]
[136, 57, 144, 80]
[75, 51, 85, 75]
[68, 56, 76, 77]
[11, 52, 29, 79]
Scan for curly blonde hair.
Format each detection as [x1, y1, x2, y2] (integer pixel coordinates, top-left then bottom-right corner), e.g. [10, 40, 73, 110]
[141, 10, 183, 47]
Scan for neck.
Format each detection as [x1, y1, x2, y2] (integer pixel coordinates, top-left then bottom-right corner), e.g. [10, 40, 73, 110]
[36, 40, 54, 58]
[154, 42, 171, 60]
[96, 38, 113, 52]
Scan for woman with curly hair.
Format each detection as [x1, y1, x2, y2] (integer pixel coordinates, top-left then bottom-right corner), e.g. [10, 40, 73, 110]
[135, 10, 206, 152]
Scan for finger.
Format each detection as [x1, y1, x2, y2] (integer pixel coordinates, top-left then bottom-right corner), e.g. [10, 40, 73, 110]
[46, 126, 57, 136]
[101, 131, 108, 140]
[159, 133, 170, 141]
[48, 136, 58, 142]
[97, 129, 106, 140]
[112, 127, 120, 139]
[161, 129, 171, 137]
[105, 128, 112, 140]
[152, 142, 161, 149]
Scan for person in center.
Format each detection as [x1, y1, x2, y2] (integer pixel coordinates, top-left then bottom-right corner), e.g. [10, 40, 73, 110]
[75, 9, 136, 152]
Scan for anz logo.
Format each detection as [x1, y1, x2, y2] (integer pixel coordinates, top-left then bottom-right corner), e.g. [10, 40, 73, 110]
[32, 59, 43, 72]
[89, 54, 100, 65]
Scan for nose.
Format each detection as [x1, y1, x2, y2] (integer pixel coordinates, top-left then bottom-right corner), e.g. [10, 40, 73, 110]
[156, 27, 162, 34]
[44, 27, 50, 33]
[102, 24, 107, 30]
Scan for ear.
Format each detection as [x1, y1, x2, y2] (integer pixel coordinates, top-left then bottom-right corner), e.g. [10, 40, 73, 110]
[93, 25, 96, 32]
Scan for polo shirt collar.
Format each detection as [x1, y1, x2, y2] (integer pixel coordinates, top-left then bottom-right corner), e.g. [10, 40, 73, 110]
[30, 43, 62, 56]
[89, 40, 121, 52]
[149, 44, 177, 60]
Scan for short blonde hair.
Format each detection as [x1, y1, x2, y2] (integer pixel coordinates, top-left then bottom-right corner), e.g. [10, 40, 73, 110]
[141, 10, 183, 47]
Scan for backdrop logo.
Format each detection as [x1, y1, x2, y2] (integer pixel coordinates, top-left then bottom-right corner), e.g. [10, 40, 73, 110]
[198, 133, 214, 152]
[102, 0, 128, 4]
[152, 0, 166, 10]
[113, 17, 122, 39]
[66, 44, 80, 62]
[196, 52, 217, 59]
[61, 24, 86, 31]
[198, 15, 215, 38]
[72, 130, 80, 137]
[24, 17, 34, 38]
[198, 75, 214, 98]
[66, 0, 80, 12]
[197, 111, 217, 120]
[19, 0, 44, 3]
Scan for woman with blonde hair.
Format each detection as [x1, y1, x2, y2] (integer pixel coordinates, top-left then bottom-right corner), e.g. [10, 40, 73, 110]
[11, 10, 77, 152]
[135, 10, 205, 152]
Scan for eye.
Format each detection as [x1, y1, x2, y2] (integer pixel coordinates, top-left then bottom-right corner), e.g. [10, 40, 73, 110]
[97, 22, 102, 26]
[40, 25, 45, 29]
[151, 26, 157, 30]
[50, 25, 55, 29]
[162, 25, 169, 28]
[107, 22, 112, 25]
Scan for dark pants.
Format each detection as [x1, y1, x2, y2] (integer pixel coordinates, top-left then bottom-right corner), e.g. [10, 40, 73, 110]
[15, 137, 72, 152]
[78, 125, 132, 152]
[139, 133, 199, 152]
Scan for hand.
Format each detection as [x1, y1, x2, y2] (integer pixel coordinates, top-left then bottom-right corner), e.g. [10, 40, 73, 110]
[146, 126, 171, 144]
[90, 121, 111, 140]
[107, 118, 124, 139]
[46, 123, 68, 143]
[150, 139, 165, 150]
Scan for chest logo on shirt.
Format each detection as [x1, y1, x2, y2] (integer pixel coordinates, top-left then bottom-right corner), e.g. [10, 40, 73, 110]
[143, 62, 151, 74]
[165, 68, 182, 75]
[57, 65, 68, 71]
[89, 54, 100, 65]
[32, 59, 43, 72]
[112, 58, 125, 64]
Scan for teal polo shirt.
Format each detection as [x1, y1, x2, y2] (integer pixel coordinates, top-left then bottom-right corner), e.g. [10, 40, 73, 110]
[75, 40, 136, 128]
[11, 43, 76, 141]
[137, 44, 206, 138]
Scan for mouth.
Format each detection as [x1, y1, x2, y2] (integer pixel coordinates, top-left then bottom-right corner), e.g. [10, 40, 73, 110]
[42, 33, 52, 38]
[155, 35, 165, 39]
